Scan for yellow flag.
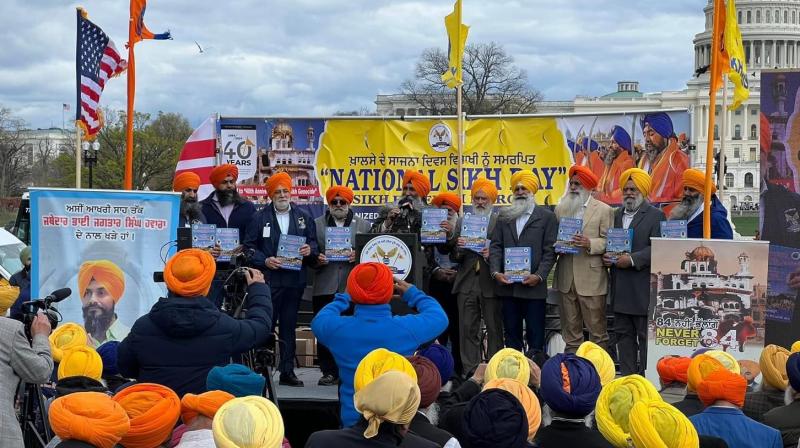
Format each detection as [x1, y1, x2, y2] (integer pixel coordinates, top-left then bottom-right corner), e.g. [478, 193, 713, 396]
[724, 0, 749, 109]
[441, 0, 469, 89]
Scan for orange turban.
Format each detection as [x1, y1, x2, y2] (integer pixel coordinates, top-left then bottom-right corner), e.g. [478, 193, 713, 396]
[347, 262, 394, 305]
[210, 164, 238, 186]
[265, 172, 292, 197]
[431, 192, 461, 212]
[181, 390, 235, 424]
[682, 168, 716, 194]
[656, 356, 691, 385]
[696, 368, 747, 407]
[78, 260, 125, 303]
[173, 172, 201, 192]
[568, 165, 599, 190]
[402, 170, 431, 198]
[471, 177, 498, 203]
[326, 185, 355, 204]
[687, 354, 726, 392]
[49, 392, 130, 448]
[164, 249, 217, 297]
[113, 383, 181, 448]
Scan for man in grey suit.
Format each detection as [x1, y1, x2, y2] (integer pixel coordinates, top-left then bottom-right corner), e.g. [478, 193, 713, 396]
[312, 186, 371, 386]
[603, 168, 665, 375]
[451, 179, 504, 375]
[490, 171, 558, 354]
[0, 312, 53, 448]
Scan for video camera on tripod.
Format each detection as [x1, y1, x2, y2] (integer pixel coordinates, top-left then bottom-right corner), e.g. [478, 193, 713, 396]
[220, 247, 256, 317]
[20, 288, 71, 340]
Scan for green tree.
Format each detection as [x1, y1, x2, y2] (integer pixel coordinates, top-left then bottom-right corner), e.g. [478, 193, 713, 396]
[53, 110, 193, 190]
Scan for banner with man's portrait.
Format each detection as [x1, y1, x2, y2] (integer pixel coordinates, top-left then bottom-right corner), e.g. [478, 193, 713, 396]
[30, 189, 179, 347]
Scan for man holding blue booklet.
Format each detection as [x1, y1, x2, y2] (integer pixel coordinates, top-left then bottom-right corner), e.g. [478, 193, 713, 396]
[603, 168, 665, 375]
[245, 172, 318, 387]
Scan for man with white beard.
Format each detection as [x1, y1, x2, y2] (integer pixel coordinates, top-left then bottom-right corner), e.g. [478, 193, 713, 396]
[311, 185, 371, 386]
[450, 178, 504, 375]
[670, 168, 733, 239]
[554, 165, 613, 353]
[244, 171, 318, 387]
[603, 168, 665, 375]
[490, 171, 557, 355]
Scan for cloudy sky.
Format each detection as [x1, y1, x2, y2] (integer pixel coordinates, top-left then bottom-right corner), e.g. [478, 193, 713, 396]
[0, 0, 704, 129]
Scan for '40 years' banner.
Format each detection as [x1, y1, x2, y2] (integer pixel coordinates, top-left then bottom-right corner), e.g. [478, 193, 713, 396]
[31, 189, 180, 347]
[314, 118, 573, 214]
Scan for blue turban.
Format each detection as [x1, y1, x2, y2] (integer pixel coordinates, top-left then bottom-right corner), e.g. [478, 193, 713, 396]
[206, 364, 265, 397]
[96, 341, 119, 377]
[463, 389, 529, 448]
[580, 137, 599, 151]
[691, 347, 711, 358]
[540, 353, 601, 418]
[640, 112, 674, 139]
[418, 344, 454, 386]
[611, 126, 632, 153]
[788, 353, 800, 392]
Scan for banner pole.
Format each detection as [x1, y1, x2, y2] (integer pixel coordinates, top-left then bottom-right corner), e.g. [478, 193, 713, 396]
[75, 121, 82, 189]
[703, 0, 724, 239]
[457, 83, 464, 210]
[718, 74, 728, 191]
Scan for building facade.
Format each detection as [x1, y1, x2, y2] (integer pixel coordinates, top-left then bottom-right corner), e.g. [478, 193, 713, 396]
[375, 0, 800, 210]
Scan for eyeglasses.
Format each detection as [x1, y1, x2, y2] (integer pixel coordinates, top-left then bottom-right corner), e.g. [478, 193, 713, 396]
[330, 199, 348, 206]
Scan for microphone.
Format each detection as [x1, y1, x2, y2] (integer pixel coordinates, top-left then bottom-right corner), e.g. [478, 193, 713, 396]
[398, 197, 413, 219]
[43, 288, 72, 303]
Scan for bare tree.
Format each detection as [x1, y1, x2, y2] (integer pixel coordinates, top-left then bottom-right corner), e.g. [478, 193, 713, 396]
[333, 106, 378, 116]
[400, 42, 542, 115]
[0, 108, 31, 197]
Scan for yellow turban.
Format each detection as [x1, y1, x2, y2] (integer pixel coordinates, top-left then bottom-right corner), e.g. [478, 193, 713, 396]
[471, 177, 498, 203]
[58, 346, 103, 381]
[509, 171, 540, 194]
[596, 375, 662, 448]
[629, 400, 699, 448]
[760, 344, 791, 391]
[78, 260, 125, 303]
[49, 392, 131, 448]
[687, 354, 726, 392]
[618, 168, 652, 197]
[355, 371, 421, 439]
[354, 348, 418, 393]
[791, 341, 800, 354]
[682, 168, 717, 194]
[49, 323, 89, 363]
[486, 348, 531, 385]
[0, 281, 19, 315]
[213, 396, 284, 448]
[483, 378, 542, 440]
[705, 350, 741, 374]
[576, 341, 616, 386]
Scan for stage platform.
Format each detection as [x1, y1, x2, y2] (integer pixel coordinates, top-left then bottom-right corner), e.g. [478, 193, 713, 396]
[272, 367, 339, 402]
[271, 367, 342, 446]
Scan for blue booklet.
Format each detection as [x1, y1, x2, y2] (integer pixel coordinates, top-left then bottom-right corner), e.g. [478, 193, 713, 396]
[660, 220, 688, 238]
[325, 227, 352, 262]
[606, 228, 633, 262]
[191, 223, 216, 249]
[215, 228, 240, 263]
[555, 218, 582, 254]
[421, 208, 448, 244]
[277, 234, 306, 271]
[504, 247, 531, 283]
[462, 213, 489, 252]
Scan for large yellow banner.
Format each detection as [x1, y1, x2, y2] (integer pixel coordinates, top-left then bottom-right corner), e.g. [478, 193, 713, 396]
[314, 118, 572, 209]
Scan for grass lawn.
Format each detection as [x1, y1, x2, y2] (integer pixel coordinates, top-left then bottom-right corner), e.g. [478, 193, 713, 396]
[732, 215, 759, 237]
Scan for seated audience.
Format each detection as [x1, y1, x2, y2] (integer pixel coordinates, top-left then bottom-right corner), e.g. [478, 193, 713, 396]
[629, 399, 699, 448]
[213, 396, 285, 448]
[406, 355, 460, 447]
[763, 352, 800, 448]
[176, 390, 235, 448]
[48, 391, 130, 448]
[113, 383, 182, 448]
[656, 355, 691, 404]
[462, 389, 532, 448]
[743, 344, 790, 422]
[206, 363, 266, 397]
[576, 341, 616, 386]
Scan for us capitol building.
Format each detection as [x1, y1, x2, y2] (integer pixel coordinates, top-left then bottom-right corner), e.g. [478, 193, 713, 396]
[376, 0, 800, 211]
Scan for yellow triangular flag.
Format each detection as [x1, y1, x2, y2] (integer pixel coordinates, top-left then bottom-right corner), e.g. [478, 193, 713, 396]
[724, 0, 749, 109]
[441, 0, 469, 89]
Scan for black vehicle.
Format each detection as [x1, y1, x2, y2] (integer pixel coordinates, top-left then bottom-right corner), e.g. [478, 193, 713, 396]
[11, 193, 30, 246]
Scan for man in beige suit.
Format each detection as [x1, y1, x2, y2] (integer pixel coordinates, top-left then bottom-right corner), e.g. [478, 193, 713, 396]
[555, 165, 613, 352]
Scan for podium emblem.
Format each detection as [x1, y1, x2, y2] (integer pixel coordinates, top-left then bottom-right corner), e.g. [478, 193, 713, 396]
[360, 235, 413, 280]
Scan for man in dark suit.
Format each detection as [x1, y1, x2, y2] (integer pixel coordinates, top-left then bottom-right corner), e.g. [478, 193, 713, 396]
[451, 178, 504, 375]
[763, 352, 800, 448]
[244, 172, 318, 387]
[603, 168, 665, 375]
[490, 171, 557, 354]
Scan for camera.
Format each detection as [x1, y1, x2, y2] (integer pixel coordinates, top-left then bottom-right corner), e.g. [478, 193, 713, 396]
[21, 288, 70, 340]
[221, 248, 255, 317]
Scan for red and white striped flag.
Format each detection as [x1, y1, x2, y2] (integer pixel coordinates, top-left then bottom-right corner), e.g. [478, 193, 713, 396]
[175, 116, 218, 199]
[76, 8, 126, 138]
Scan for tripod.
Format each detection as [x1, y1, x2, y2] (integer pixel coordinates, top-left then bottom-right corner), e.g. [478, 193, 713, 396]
[241, 346, 279, 406]
[17, 381, 52, 447]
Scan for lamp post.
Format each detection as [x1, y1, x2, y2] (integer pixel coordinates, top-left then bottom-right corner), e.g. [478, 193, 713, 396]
[82, 140, 100, 188]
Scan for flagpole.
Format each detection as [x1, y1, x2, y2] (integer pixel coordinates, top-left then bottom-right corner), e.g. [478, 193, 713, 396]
[75, 121, 82, 188]
[125, 43, 135, 190]
[718, 73, 728, 191]
[457, 83, 464, 209]
[703, 0, 724, 239]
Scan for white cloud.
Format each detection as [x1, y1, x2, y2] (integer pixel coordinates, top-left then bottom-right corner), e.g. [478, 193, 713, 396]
[0, 0, 703, 129]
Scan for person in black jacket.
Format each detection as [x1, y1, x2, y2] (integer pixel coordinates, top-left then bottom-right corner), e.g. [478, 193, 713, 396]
[406, 356, 459, 447]
[117, 248, 271, 397]
[244, 172, 318, 387]
[8, 245, 31, 321]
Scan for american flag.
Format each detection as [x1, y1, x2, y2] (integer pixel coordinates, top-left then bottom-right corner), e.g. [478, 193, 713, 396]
[76, 9, 126, 138]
